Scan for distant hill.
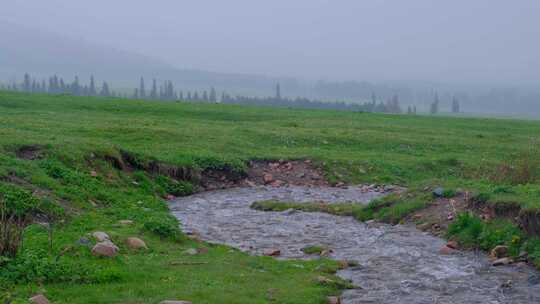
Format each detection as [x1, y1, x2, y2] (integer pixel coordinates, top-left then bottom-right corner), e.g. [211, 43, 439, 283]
[2, 22, 539, 116]
[0, 21, 293, 93]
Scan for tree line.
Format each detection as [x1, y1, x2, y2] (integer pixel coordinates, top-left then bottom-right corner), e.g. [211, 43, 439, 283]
[1, 73, 460, 114]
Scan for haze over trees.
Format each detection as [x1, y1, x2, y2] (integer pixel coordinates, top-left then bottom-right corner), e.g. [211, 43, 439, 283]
[1, 19, 539, 117]
[2, 73, 438, 114]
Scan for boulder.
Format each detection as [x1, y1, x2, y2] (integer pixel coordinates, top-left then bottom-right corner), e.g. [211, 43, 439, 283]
[439, 245, 456, 255]
[433, 187, 444, 197]
[490, 245, 509, 259]
[118, 220, 134, 225]
[263, 248, 281, 256]
[327, 296, 341, 304]
[29, 294, 49, 304]
[126, 237, 148, 250]
[92, 241, 119, 257]
[92, 231, 110, 242]
[90, 170, 98, 177]
[492, 257, 512, 266]
[446, 240, 459, 250]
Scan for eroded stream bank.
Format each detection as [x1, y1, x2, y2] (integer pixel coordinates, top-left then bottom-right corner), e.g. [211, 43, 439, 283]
[170, 186, 540, 304]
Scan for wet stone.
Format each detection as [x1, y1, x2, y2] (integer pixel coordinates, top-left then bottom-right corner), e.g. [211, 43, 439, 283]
[169, 186, 540, 304]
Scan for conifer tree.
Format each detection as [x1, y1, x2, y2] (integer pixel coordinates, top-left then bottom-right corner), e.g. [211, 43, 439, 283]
[100, 81, 111, 97]
[150, 79, 157, 99]
[139, 77, 146, 98]
[23, 73, 31, 92]
[202, 90, 209, 102]
[430, 93, 440, 114]
[276, 83, 281, 99]
[89, 75, 97, 96]
[452, 96, 460, 113]
[209, 87, 217, 103]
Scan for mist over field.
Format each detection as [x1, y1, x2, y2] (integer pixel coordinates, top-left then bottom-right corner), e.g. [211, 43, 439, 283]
[4, 2, 540, 303]
[2, 0, 540, 116]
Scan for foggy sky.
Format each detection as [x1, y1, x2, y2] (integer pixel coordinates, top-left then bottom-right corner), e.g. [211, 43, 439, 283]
[2, 0, 540, 86]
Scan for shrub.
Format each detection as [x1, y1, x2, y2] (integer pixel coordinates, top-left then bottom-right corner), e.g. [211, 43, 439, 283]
[447, 213, 484, 247]
[0, 249, 122, 284]
[472, 192, 491, 203]
[525, 238, 540, 267]
[447, 213, 524, 255]
[155, 175, 194, 197]
[143, 214, 182, 239]
[478, 220, 523, 255]
[0, 184, 41, 257]
[442, 189, 456, 198]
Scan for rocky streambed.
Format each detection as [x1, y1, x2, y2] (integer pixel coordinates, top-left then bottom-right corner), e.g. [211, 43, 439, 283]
[170, 186, 540, 304]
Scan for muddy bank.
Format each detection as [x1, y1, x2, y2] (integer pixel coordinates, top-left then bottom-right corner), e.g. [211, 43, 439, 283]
[170, 186, 540, 304]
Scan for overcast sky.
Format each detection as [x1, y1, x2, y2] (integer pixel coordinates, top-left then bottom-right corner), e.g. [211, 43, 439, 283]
[2, 0, 540, 85]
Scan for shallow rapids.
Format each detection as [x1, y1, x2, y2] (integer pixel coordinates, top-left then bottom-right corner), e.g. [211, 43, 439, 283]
[170, 186, 540, 304]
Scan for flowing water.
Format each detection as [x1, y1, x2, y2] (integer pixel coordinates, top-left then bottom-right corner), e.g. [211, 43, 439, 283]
[170, 186, 540, 304]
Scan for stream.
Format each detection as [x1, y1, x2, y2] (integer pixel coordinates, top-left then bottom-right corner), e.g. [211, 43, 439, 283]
[170, 186, 540, 304]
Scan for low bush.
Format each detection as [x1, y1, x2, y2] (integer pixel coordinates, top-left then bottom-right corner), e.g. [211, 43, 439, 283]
[0, 249, 122, 284]
[447, 212, 524, 256]
[0, 183, 42, 257]
[142, 213, 182, 240]
[442, 189, 456, 198]
[525, 238, 540, 267]
[155, 175, 194, 197]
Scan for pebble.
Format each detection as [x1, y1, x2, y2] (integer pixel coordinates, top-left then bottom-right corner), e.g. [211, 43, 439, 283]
[77, 237, 91, 246]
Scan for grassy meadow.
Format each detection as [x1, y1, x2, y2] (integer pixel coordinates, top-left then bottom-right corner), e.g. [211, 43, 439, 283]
[1, 91, 540, 303]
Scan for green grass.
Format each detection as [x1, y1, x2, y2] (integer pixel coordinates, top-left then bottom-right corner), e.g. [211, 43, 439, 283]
[252, 193, 431, 225]
[446, 213, 539, 263]
[1, 91, 540, 302]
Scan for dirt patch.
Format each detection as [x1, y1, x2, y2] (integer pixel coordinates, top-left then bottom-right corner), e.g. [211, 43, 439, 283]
[407, 191, 540, 238]
[199, 167, 247, 191]
[247, 160, 329, 187]
[102, 151, 331, 191]
[405, 193, 471, 237]
[15, 144, 44, 160]
[199, 160, 329, 191]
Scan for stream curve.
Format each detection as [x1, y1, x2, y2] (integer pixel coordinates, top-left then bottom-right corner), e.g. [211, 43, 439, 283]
[170, 186, 540, 304]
